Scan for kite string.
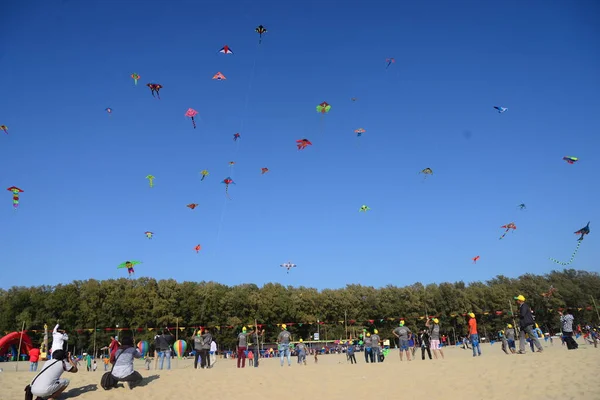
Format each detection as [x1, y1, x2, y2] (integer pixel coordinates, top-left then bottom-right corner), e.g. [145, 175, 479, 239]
[549, 240, 582, 266]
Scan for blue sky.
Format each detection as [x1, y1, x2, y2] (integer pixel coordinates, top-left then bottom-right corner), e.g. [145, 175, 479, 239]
[1, 0, 598, 290]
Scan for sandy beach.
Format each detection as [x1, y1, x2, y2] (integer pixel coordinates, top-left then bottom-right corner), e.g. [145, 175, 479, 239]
[1, 342, 598, 400]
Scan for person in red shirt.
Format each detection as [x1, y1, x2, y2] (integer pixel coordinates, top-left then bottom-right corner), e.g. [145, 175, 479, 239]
[108, 336, 120, 364]
[468, 313, 482, 357]
[29, 347, 41, 372]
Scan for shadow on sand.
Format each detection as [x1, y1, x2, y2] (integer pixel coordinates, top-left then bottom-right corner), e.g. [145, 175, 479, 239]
[62, 384, 98, 398]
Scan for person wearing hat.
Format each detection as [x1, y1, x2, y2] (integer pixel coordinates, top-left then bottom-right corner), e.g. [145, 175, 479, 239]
[468, 313, 482, 357]
[426, 317, 444, 359]
[505, 324, 516, 353]
[371, 329, 381, 363]
[50, 323, 69, 359]
[277, 324, 292, 367]
[392, 320, 412, 361]
[296, 338, 307, 365]
[363, 332, 373, 363]
[237, 326, 254, 368]
[191, 329, 203, 369]
[514, 295, 543, 353]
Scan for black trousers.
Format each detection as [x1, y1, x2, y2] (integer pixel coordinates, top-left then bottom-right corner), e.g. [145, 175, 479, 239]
[348, 354, 356, 364]
[563, 332, 579, 350]
[113, 371, 143, 387]
[421, 347, 432, 360]
[194, 350, 202, 369]
[200, 349, 210, 368]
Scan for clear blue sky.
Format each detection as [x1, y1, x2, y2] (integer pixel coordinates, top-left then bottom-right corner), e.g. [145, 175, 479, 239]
[1, 0, 598, 289]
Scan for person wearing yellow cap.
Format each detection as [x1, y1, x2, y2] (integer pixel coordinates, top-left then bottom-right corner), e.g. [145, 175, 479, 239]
[514, 295, 543, 354]
[236, 326, 254, 368]
[364, 333, 373, 363]
[296, 338, 307, 365]
[372, 329, 383, 363]
[277, 324, 292, 367]
[468, 313, 482, 357]
[505, 324, 516, 353]
[425, 317, 444, 359]
[392, 320, 412, 361]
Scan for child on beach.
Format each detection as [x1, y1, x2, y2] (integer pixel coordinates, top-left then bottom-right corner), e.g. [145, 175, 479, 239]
[92, 360, 97, 371]
[145, 357, 152, 370]
[248, 350, 254, 366]
[314, 350, 318, 364]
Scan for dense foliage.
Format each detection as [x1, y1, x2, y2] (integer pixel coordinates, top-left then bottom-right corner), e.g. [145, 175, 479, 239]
[1, 269, 599, 352]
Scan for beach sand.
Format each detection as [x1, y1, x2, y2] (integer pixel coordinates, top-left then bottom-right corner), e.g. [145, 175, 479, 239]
[1, 341, 598, 400]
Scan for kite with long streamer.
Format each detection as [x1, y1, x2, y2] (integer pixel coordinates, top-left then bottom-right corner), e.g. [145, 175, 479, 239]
[499, 222, 516, 240]
[146, 175, 155, 188]
[1, 125, 8, 134]
[185, 108, 198, 128]
[222, 177, 235, 198]
[550, 222, 590, 266]
[200, 170, 209, 181]
[7, 186, 23, 209]
[146, 83, 162, 99]
[131, 73, 140, 85]
[255, 25, 267, 44]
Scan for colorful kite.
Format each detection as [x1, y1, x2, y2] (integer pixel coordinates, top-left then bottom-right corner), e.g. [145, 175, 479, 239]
[187, 203, 198, 209]
[185, 108, 198, 129]
[354, 128, 365, 137]
[499, 222, 516, 240]
[563, 156, 578, 164]
[105, 107, 112, 114]
[1, 125, 8, 134]
[144, 231, 154, 239]
[213, 72, 226, 80]
[296, 139, 312, 150]
[200, 170, 209, 181]
[419, 168, 433, 179]
[255, 25, 267, 43]
[7, 186, 23, 209]
[280, 261, 296, 274]
[518, 203, 526, 210]
[146, 175, 155, 188]
[359, 205, 371, 212]
[131, 73, 140, 85]
[219, 45, 233, 54]
[117, 260, 142, 277]
[194, 244, 201, 253]
[386, 58, 395, 69]
[222, 177, 235, 198]
[261, 167, 269, 174]
[146, 83, 162, 99]
[229, 161, 235, 167]
[550, 222, 590, 265]
[233, 133, 240, 141]
[316, 102, 331, 114]
[494, 106, 507, 113]
[472, 255, 480, 264]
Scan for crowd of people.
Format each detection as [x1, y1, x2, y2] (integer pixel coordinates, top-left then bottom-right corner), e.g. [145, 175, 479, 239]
[19, 293, 598, 399]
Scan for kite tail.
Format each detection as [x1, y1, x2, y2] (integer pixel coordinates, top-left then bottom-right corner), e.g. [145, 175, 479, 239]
[225, 185, 231, 200]
[499, 229, 509, 240]
[549, 240, 582, 266]
[201, 175, 205, 181]
[157, 92, 161, 100]
[192, 117, 196, 129]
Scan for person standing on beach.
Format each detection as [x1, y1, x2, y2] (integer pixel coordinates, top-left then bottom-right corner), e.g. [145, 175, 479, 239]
[296, 339, 307, 365]
[419, 329, 432, 360]
[468, 313, 481, 357]
[347, 342, 357, 364]
[108, 336, 120, 364]
[505, 324, 516, 353]
[277, 324, 292, 367]
[50, 324, 68, 357]
[514, 295, 543, 354]
[426, 318, 444, 359]
[236, 327, 252, 368]
[363, 333, 373, 363]
[392, 321, 412, 361]
[370, 330, 381, 363]
[192, 329, 203, 369]
[200, 328, 212, 369]
[154, 329, 174, 370]
[559, 309, 578, 350]
[28, 347, 41, 372]
[210, 339, 217, 366]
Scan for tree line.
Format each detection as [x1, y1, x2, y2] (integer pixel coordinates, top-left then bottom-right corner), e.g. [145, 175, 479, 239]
[1, 269, 599, 352]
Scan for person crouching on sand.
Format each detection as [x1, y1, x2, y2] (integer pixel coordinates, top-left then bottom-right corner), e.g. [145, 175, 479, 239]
[26, 350, 78, 400]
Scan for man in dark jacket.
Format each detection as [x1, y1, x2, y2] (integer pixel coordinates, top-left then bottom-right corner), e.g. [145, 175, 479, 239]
[154, 329, 174, 370]
[515, 295, 543, 354]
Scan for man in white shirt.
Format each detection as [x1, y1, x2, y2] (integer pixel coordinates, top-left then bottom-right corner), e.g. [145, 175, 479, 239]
[50, 324, 68, 357]
[29, 350, 78, 399]
[210, 340, 217, 366]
